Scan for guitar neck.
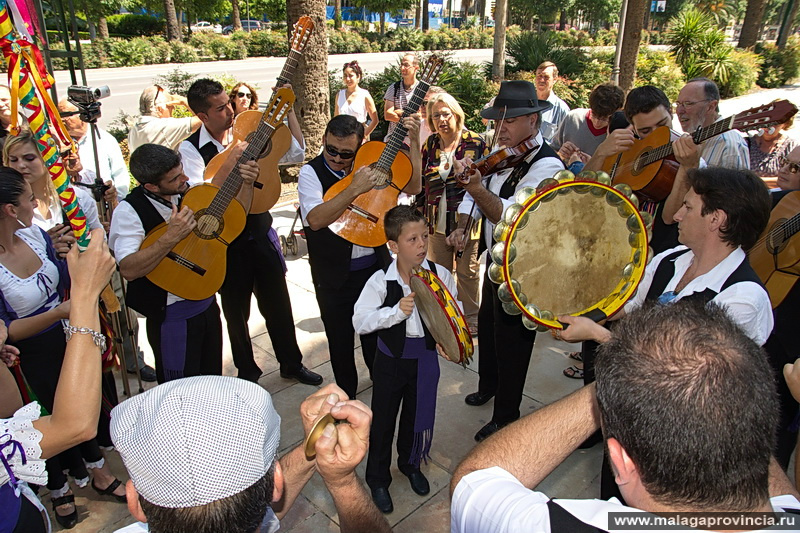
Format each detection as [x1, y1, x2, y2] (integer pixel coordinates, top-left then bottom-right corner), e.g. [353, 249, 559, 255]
[208, 136, 271, 214]
[375, 80, 431, 171]
[275, 48, 302, 91]
[641, 116, 734, 167]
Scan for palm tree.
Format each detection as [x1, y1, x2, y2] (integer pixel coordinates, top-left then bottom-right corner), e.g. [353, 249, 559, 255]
[164, 0, 181, 41]
[492, 0, 508, 80]
[739, 0, 768, 47]
[287, 1, 329, 157]
[232, 0, 243, 31]
[619, 0, 646, 91]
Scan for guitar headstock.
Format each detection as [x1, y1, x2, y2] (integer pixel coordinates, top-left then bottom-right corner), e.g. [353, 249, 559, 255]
[264, 87, 295, 128]
[732, 99, 798, 133]
[290, 16, 314, 54]
[419, 55, 444, 85]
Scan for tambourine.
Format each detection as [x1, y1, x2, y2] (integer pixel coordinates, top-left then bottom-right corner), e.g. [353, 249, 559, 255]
[489, 170, 653, 331]
[409, 266, 473, 367]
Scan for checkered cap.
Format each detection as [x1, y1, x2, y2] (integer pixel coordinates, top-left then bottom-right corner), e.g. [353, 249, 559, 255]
[110, 376, 281, 508]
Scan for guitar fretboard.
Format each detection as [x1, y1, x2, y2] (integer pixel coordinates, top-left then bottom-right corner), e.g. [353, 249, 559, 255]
[275, 48, 303, 88]
[374, 80, 431, 178]
[772, 211, 800, 249]
[639, 116, 735, 167]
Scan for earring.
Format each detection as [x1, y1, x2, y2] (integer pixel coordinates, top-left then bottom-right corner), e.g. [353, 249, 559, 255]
[16, 217, 26, 228]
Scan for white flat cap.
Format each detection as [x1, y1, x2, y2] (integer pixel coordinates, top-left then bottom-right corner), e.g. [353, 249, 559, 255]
[110, 375, 281, 508]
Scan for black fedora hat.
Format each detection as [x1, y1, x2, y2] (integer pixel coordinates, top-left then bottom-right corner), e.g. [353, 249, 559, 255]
[480, 80, 552, 120]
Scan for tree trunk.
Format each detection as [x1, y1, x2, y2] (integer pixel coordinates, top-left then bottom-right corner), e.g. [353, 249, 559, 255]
[88, 20, 96, 40]
[492, 0, 507, 80]
[98, 17, 109, 39]
[232, 0, 243, 30]
[423, 0, 430, 30]
[777, 0, 798, 48]
[619, 0, 645, 91]
[288, 1, 330, 158]
[380, 12, 386, 34]
[559, 10, 567, 30]
[738, 0, 768, 48]
[335, 0, 343, 30]
[415, 0, 421, 28]
[164, 0, 181, 41]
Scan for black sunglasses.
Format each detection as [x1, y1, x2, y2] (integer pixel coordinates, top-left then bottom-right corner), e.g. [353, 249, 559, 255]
[237, 92, 252, 98]
[325, 144, 356, 160]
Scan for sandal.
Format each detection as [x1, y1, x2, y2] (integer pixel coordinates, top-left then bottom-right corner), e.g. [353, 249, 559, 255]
[563, 365, 584, 379]
[92, 478, 127, 503]
[52, 493, 78, 529]
[567, 351, 583, 362]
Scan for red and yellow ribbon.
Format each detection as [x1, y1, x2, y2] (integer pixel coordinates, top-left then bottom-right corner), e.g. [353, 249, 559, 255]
[0, 2, 89, 247]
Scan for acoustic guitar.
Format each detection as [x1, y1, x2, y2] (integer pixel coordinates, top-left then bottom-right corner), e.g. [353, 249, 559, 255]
[603, 100, 798, 202]
[140, 89, 295, 301]
[748, 191, 800, 309]
[323, 55, 444, 247]
[204, 16, 313, 214]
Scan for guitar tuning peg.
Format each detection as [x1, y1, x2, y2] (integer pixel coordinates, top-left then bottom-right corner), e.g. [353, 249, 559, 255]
[767, 126, 776, 135]
[756, 128, 765, 136]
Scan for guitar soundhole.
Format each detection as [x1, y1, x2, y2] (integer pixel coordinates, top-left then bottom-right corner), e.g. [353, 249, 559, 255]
[370, 164, 391, 190]
[245, 132, 273, 161]
[766, 218, 789, 255]
[193, 209, 224, 240]
[632, 151, 649, 175]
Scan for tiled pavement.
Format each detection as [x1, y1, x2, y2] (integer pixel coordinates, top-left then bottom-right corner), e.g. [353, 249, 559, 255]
[55, 203, 600, 532]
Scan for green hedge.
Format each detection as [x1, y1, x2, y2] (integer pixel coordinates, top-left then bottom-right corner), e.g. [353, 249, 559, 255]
[106, 14, 164, 36]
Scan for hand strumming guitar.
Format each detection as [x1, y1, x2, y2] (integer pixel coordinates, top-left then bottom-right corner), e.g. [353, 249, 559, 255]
[164, 204, 197, 245]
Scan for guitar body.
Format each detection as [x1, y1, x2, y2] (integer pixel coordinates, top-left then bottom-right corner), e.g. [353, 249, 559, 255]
[205, 111, 292, 214]
[323, 140, 413, 247]
[141, 184, 247, 301]
[749, 191, 800, 308]
[604, 127, 677, 202]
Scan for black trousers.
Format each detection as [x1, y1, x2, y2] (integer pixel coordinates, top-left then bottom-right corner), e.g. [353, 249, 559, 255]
[366, 352, 421, 490]
[220, 235, 303, 380]
[765, 332, 799, 469]
[314, 264, 379, 399]
[146, 300, 223, 384]
[17, 327, 103, 491]
[476, 258, 537, 424]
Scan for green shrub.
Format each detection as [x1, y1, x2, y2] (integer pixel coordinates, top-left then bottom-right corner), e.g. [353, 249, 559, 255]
[168, 41, 199, 63]
[108, 39, 146, 66]
[720, 48, 761, 97]
[328, 30, 372, 54]
[634, 48, 684, 101]
[106, 14, 163, 36]
[153, 67, 198, 96]
[82, 39, 114, 69]
[756, 37, 800, 88]
[383, 28, 424, 52]
[506, 31, 587, 77]
[237, 30, 289, 57]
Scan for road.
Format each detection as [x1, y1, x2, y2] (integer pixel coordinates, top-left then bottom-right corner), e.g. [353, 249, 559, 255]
[51, 49, 495, 130]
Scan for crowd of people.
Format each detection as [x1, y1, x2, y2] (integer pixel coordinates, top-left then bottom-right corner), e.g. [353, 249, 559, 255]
[1, 51, 799, 533]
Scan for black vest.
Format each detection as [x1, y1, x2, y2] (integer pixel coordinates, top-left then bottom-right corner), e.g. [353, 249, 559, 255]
[302, 155, 391, 290]
[645, 248, 765, 304]
[123, 187, 170, 322]
[377, 262, 438, 357]
[184, 128, 274, 250]
[479, 141, 563, 255]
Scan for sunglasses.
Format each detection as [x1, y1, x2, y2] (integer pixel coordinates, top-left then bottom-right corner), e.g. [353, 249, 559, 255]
[237, 92, 252, 98]
[779, 156, 800, 174]
[325, 145, 356, 160]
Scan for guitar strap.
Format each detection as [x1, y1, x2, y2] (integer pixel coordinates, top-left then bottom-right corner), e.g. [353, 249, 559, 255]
[142, 188, 179, 210]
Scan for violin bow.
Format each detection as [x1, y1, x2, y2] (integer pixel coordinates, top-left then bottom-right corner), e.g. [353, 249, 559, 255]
[455, 107, 506, 259]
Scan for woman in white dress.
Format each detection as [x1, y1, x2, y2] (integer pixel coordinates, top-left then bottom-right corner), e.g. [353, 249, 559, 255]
[334, 60, 378, 142]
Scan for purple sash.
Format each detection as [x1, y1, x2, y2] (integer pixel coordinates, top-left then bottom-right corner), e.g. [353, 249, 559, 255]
[160, 297, 214, 382]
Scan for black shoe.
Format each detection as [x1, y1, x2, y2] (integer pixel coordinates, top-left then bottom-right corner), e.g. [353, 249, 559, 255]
[280, 365, 323, 386]
[474, 420, 509, 442]
[129, 365, 157, 382]
[371, 487, 393, 514]
[52, 493, 78, 529]
[465, 391, 495, 406]
[404, 470, 430, 495]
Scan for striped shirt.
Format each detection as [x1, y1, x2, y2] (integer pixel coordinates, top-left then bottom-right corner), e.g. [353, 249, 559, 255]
[700, 130, 750, 170]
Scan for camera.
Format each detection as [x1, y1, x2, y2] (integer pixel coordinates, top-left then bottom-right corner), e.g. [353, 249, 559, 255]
[67, 85, 110, 105]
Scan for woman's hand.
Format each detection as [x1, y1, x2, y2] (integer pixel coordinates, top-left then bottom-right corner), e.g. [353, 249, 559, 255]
[66, 228, 115, 301]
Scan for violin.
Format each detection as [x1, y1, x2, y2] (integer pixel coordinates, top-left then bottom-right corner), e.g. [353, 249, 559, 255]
[456, 135, 540, 186]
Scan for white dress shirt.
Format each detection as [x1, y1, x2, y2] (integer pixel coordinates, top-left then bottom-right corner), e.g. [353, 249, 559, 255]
[353, 258, 459, 337]
[73, 126, 131, 199]
[109, 194, 183, 305]
[32, 185, 102, 232]
[624, 245, 773, 345]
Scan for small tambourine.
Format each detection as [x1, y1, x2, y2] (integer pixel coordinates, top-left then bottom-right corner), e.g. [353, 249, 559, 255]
[409, 267, 473, 367]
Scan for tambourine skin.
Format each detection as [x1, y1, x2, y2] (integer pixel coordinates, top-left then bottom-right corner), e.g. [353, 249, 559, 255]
[409, 268, 473, 366]
[493, 177, 650, 331]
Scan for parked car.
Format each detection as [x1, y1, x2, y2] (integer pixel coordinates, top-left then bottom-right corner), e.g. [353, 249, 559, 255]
[191, 21, 222, 33]
[222, 20, 263, 34]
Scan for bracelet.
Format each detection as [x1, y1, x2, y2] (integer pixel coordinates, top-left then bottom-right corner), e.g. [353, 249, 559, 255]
[63, 324, 107, 352]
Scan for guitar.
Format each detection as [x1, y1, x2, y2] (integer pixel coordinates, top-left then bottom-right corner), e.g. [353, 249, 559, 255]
[603, 100, 798, 202]
[323, 55, 445, 247]
[140, 89, 295, 301]
[748, 191, 800, 309]
[204, 16, 314, 215]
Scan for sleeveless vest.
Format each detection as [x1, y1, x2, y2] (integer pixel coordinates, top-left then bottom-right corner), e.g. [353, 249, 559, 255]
[302, 155, 390, 290]
[377, 262, 438, 357]
[645, 248, 765, 304]
[122, 187, 170, 322]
